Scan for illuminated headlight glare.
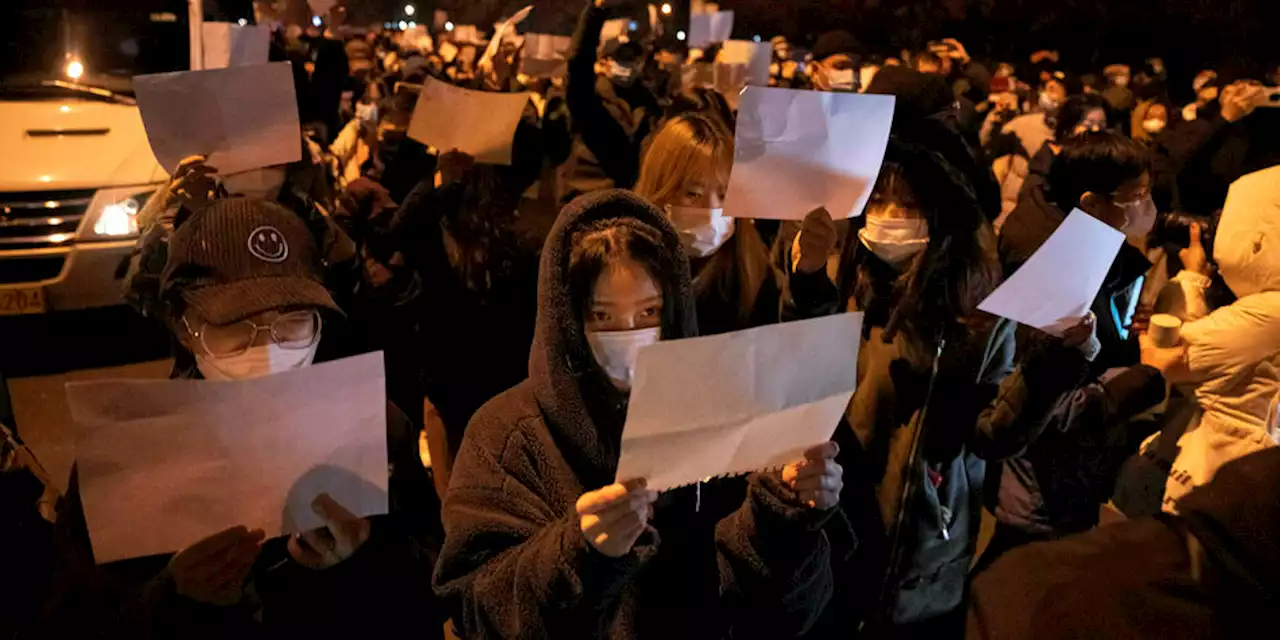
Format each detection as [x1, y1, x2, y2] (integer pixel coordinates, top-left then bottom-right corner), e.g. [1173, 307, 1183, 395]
[81, 187, 156, 240]
[93, 198, 140, 237]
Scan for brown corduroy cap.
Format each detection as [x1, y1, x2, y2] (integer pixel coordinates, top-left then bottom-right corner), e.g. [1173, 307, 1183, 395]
[160, 197, 340, 326]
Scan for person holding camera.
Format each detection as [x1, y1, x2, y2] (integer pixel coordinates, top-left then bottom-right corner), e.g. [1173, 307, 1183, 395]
[1124, 165, 1280, 513]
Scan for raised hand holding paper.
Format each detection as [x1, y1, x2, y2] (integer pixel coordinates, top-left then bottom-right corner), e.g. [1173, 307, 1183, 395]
[406, 77, 531, 165]
[615, 313, 862, 491]
[521, 34, 573, 78]
[601, 18, 631, 42]
[978, 209, 1125, 334]
[201, 23, 270, 69]
[479, 5, 533, 68]
[724, 87, 895, 220]
[717, 40, 772, 94]
[133, 62, 301, 175]
[69, 353, 388, 563]
[689, 11, 734, 48]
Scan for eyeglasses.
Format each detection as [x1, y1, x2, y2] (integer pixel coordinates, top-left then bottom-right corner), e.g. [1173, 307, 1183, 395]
[183, 310, 322, 359]
[1111, 189, 1152, 207]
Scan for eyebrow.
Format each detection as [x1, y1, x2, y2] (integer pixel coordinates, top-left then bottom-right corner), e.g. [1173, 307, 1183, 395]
[592, 295, 664, 307]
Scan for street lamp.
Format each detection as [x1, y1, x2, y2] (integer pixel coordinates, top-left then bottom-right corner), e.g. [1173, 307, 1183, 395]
[404, 4, 416, 17]
[676, 30, 686, 41]
[65, 59, 84, 80]
[445, 21, 455, 31]
[661, 3, 672, 14]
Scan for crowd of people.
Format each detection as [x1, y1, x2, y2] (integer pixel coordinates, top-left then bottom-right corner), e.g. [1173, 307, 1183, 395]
[4, 0, 1280, 637]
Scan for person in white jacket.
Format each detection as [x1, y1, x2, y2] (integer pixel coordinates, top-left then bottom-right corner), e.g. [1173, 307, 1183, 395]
[1128, 165, 1280, 512]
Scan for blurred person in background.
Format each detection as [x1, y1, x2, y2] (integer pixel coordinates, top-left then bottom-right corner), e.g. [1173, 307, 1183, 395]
[558, 0, 661, 205]
[991, 93, 1109, 230]
[1101, 63, 1135, 115]
[1163, 77, 1279, 216]
[808, 30, 861, 92]
[376, 120, 545, 499]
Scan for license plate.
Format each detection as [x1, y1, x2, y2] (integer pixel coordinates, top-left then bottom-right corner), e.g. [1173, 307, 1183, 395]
[0, 287, 47, 316]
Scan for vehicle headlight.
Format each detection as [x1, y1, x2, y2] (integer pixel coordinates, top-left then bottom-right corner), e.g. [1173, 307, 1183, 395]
[80, 186, 160, 240]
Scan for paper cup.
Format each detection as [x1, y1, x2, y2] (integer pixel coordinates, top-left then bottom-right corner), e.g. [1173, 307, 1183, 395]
[1149, 313, 1183, 348]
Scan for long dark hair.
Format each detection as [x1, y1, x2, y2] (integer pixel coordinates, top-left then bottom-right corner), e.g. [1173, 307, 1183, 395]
[841, 137, 1001, 345]
[567, 217, 683, 336]
[442, 117, 542, 295]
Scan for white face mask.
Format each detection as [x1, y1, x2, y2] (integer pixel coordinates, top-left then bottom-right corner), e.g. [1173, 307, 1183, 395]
[587, 326, 661, 391]
[666, 205, 735, 258]
[826, 68, 855, 91]
[355, 101, 379, 124]
[1039, 91, 1062, 112]
[1142, 118, 1166, 134]
[196, 341, 319, 381]
[1121, 196, 1158, 240]
[859, 216, 929, 266]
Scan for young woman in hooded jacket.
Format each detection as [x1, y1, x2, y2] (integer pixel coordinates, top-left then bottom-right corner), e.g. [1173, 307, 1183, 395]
[433, 190, 850, 639]
[786, 129, 1093, 635]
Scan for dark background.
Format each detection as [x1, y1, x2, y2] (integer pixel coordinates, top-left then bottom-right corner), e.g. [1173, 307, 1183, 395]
[349, 0, 1279, 79]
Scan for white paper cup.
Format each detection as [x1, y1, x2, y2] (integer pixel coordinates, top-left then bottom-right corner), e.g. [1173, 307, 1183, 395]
[1149, 313, 1183, 348]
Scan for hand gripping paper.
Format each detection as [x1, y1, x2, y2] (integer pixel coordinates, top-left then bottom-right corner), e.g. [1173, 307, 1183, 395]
[615, 313, 862, 491]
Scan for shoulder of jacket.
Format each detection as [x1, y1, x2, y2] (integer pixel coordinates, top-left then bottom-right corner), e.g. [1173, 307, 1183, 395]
[464, 382, 551, 465]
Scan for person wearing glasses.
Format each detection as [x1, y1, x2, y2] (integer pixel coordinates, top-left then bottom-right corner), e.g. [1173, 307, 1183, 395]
[40, 193, 440, 637]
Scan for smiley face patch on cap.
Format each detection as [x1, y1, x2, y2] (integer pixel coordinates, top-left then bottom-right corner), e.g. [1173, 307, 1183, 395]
[248, 226, 289, 263]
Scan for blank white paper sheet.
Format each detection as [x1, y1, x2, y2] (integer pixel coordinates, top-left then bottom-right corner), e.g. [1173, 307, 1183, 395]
[615, 313, 862, 491]
[724, 87, 895, 220]
[133, 62, 301, 175]
[69, 353, 389, 563]
[978, 209, 1125, 334]
[406, 77, 530, 165]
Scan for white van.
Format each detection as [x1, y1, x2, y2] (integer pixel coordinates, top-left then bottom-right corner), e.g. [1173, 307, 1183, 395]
[0, 2, 189, 317]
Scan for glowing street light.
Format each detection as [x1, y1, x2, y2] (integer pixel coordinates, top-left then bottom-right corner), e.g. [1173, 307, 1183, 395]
[445, 21, 455, 31]
[311, 15, 322, 27]
[237, 18, 248, 26]
[661, 3, 672, 14]
[676, 30, 686, 41]
[65, 59, 84, 80]
[398, 20, 408, 30]
[404, 4, 416, 16]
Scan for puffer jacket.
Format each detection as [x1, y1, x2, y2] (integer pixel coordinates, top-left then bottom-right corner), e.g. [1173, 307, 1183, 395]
[433, 190, 847, 640]
[1130, 165, 1280, 511]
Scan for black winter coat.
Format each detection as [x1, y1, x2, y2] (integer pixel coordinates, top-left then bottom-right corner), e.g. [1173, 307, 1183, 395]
[433, 190, 845, 640]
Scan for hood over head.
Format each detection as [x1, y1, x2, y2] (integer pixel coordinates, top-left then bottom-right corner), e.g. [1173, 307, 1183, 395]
[530, 189, 696, 486]
[1216, 166, 1280, 298]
